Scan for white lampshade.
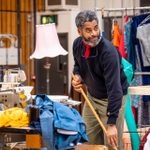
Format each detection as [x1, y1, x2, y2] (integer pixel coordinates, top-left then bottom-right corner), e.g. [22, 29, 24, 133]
[30, 23, 68, 59]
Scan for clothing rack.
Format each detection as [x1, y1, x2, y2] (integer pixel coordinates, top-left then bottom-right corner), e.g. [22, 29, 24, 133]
[97, 6, 150, 12]
[97, 6, 150, 18]
[97, 6, 150, 77]
[97, 7, 150, 129]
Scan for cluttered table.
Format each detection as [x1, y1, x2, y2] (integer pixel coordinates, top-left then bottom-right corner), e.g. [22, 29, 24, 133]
[0, 94, 81, 149]
[0, 86, 150, 149]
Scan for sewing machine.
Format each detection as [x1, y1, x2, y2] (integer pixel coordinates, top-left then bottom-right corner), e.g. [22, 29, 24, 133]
[0, 89, 21, 110]
[0, 68, 26, 90]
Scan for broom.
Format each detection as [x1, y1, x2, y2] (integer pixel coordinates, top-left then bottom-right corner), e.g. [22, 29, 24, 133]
[72, 74, 118, 150]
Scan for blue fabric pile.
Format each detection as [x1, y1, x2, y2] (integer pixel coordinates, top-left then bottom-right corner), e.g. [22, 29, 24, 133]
[32, 95, 88, 150]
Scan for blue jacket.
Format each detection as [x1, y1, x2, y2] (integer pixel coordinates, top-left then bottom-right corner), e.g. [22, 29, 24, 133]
[34, 95, 88, 150]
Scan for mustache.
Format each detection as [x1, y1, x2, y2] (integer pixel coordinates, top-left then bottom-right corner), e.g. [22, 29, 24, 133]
[88, 36, 98, 40]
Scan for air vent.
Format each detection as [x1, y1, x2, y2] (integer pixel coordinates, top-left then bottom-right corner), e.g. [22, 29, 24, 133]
[45, 0, 80, 10]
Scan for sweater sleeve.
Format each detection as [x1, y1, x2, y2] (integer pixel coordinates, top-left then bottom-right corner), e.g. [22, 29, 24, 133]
[73, 39, 81, 75]
[102, 46, 123, 124]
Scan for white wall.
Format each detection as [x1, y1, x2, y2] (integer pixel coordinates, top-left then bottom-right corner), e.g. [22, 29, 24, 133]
[80, 0, 140, 10]
[80, 0, 140, 17]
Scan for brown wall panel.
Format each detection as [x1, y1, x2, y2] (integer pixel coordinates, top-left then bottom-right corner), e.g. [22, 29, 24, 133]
[11, 0, 17, 11]
[0, 0, 45, 92]
[11, 13, 17, 35]
[6, 0, 11, 33]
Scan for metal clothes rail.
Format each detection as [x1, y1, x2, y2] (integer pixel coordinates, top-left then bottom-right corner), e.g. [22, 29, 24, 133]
[97, 6, 150, 12]
[96, 6, 150, 18]
[134, 72, 150, 75]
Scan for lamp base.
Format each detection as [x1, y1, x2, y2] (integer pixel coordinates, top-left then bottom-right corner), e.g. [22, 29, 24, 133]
[44, 62, 51, 95]
[44, 62, 51, 70]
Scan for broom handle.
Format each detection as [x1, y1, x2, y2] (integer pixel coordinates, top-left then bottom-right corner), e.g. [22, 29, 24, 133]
[72, 74, 117, 150]
[80, 88, 107, 134]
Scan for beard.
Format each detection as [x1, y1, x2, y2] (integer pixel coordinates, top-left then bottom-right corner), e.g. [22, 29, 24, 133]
[83, 34, 101, 47]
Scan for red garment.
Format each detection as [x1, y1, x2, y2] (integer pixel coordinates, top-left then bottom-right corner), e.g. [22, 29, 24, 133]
[139, 128, 150, 150]
[119, 16, 129, 59]
[83, 42, 91, 59]
[132, 106, 137, 123]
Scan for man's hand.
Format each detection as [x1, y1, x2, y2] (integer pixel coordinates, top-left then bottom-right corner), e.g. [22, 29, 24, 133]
[106, 124, 118, 149]
[72, 74, 83, 93]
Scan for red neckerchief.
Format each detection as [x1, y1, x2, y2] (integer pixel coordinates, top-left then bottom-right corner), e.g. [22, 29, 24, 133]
[83, 41, 91, 59]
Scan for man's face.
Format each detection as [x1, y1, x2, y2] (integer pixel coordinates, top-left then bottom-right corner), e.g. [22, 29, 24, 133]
[78, 20, 100, 47]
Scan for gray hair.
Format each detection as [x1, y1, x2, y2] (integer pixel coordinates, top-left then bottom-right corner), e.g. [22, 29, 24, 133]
[75, 10, 99, 28]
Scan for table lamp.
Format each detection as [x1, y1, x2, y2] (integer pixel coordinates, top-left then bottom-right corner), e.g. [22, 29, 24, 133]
[30, 23, 68, 94]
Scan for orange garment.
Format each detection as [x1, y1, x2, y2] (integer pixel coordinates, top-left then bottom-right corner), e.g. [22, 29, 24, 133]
[112, 19, 121, 48]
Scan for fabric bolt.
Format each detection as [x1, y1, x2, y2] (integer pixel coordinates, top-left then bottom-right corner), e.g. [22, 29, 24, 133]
[137, 23, 150, 66]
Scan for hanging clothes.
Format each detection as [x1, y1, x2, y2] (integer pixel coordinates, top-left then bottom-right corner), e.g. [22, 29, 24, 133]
[137, 23, 150, 67]
[139, 128, 150, 150]
[130, 46, 142, 108]
[144, 133, 150, 150]
[119, 16, 129, 59]
[127, 14, 150, 103]
[111, 19, 121, 48]
[128, 13, 150, 70]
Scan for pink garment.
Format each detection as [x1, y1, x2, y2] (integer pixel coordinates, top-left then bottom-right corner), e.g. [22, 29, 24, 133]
[119, 16, 129, 59]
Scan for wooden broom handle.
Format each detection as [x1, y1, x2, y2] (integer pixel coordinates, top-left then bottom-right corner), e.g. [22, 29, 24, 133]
[80, 88, 107, 134]
[72, 74, 118, 150]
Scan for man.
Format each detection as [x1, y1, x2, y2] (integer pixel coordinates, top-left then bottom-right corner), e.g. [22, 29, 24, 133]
[72, 10, 129, 150]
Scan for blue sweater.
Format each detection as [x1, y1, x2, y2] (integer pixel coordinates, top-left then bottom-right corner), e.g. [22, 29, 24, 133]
[73, 37, 128, 124]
